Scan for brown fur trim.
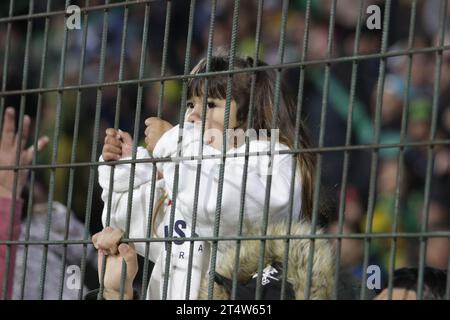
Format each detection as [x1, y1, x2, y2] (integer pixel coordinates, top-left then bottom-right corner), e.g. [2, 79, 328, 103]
[198, 220, 335, 300]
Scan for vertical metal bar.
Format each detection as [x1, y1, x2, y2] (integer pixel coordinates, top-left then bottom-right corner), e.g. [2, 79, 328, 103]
[58, 0, 91, 300]
[38, 0, 70, 300]
[417, 0, 447, 301]
[96, 0, 130, 300]
[387, 0, 417, 301]
[333, 0, 364, 300]
[1, 0, 33, 300]
[304, 0, 337, 300]
[231, 0, 263, 301]
[119, 0, 150, 300]
[207, 0, 240, 300]
[360, 0, 392, 300]
[140, 0, 172, 300]
[184, 0, 216, 300]
[254, 0, 289, 300]
[156, 0, 172, 120]
[19, 0, 52, 300]
[0, 0, 14, 138]
[139, 161, 157, 300]
[78, 0, 110, 300]
[162, 0, 196, 300]
[280, 0, 312, 301]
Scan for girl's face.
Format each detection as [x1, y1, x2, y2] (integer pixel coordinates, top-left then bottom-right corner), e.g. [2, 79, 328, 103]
[185, 96, 238, 149]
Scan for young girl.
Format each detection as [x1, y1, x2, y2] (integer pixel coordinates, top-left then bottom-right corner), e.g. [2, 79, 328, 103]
[95, 55, 317, 300]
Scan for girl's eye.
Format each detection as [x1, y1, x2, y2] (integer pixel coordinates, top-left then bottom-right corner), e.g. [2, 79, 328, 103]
[187, 102, 194, 109]
[207, 102, 216, 109]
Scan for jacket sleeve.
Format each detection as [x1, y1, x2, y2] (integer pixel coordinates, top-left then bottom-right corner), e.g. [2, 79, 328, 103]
[153, 124, 302, 238]
[0, 197, 22, 300]
[98, 146, 164, 262]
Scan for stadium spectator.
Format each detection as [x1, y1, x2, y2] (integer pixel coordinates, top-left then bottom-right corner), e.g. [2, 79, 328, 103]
[0, 107, 48, 299]
[375, 267, 448, 300]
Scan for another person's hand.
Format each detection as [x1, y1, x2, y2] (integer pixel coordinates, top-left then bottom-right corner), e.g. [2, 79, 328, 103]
[144, 117, 173, 153]
[102, 128, 133, 161]
[0, 107, 49, 199]
[92, 227, 138, 300]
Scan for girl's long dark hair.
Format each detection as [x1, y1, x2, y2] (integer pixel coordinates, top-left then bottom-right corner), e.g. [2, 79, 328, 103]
[186, 55, 316, 220]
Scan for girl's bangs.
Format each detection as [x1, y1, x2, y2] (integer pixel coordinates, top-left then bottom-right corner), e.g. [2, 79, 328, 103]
[187, 73, 228, 100]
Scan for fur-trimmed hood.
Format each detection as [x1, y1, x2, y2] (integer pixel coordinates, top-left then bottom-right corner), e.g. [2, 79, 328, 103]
[199, 220, 335, 300]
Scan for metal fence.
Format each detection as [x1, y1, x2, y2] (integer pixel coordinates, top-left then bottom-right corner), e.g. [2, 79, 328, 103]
[0, 0, 449, 300]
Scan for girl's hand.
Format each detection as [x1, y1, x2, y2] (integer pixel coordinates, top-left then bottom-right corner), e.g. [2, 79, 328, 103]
[144, 117, 173, 153]
[92, 227, 138, 300]
[102, 128, 133, 161]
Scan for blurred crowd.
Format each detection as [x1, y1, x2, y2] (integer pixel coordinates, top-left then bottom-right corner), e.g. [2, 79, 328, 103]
[0, 0, 449, 297]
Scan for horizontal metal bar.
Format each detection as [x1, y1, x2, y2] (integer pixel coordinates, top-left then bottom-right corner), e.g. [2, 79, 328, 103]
[0, 0, 161, 24]
[1, 231, 449, 246]
[0, 139, 448, 171]
[1, 45, 449, 97]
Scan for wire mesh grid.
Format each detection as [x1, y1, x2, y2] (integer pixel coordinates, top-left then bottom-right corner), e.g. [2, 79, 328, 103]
[0, 0, 449, 300]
